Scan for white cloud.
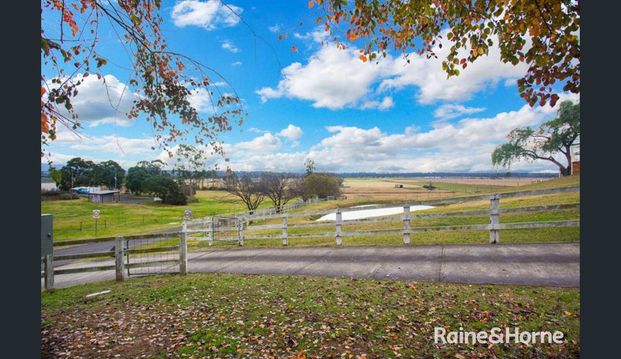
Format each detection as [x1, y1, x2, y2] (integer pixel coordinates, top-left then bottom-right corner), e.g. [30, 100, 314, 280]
[292, 29, 329, 44]
[378, 32, 529, 104]
[221, 39, 240, 53]
[171, 0, 242, 30]
[47, 74, 137, 127]
[52, 126, 158, 158]
[46, 94, 580, 173]
[256, 45, 392, 109]
[187, 87, 217, 113]
[229, 132, 282, 155]
[268, 24, 281, 33]
[278, 124, 304, 142]
[231, 61, 243, 66]
[360, 96, 394, 111]
[300, 99, 576, 172]
[258, 30, 531, 109]
[433, 104, 486, 121]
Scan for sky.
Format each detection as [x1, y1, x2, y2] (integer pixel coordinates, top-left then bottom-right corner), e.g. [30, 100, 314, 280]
[41, 0, 579, 174]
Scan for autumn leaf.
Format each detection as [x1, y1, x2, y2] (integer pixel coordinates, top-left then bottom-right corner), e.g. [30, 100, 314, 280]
[290, 46, 298, 52]
[308, 1, 315, 8]
[346, 30, 358, 41]
[359, 54, 368, 62]
[41, 113, 49, 133]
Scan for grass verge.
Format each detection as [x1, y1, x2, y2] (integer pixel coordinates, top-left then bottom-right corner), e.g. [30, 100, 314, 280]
[41, 273, 579, 358]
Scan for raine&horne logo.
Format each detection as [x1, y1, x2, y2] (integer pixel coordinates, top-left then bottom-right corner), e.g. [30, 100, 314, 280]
[434, 327, 566, 346]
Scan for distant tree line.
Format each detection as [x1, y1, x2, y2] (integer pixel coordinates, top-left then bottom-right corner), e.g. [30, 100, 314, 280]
[225, 160, 343, 213]
[51, 157, 126, 191]
[49, 156, 344, 209]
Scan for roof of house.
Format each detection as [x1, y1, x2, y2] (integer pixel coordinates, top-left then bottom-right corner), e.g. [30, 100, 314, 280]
[88, 190, 120, 195]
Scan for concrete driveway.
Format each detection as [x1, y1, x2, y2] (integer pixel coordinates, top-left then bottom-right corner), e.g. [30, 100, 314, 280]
[46, 242, 579, 289]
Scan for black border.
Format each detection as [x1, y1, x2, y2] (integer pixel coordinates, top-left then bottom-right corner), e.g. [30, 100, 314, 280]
[0, 0, 618, 357]
[580, 0, 621, 357]
[0, 1, 41, 358]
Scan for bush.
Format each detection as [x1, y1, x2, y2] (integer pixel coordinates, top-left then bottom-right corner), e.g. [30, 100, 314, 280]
[41, 190, 79, 201]
[186, 196, 199, 204]
[302, 173, 341, 200]
[423, 183, 437, 190]
[143, 176, 187, 205]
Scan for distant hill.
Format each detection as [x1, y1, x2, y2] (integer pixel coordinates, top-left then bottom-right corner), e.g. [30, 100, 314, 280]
[41, 162, 557, 179]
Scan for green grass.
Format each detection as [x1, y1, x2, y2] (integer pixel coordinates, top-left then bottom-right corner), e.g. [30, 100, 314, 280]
[42, 190, 272, 241]
[188, 191, 579, 250]
[43, 176, 580, 245]
[41, 273, 580, 358]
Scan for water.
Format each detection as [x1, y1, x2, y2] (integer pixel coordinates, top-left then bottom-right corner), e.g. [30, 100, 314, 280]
[316, 205, 435, 222]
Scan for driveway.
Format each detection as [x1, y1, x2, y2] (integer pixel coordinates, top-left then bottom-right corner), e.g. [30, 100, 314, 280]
[46, 242, 579, 288]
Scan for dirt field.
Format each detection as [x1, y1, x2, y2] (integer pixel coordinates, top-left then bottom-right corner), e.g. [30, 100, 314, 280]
[402, 176, 553, 186]
[341, 177, 557, 203]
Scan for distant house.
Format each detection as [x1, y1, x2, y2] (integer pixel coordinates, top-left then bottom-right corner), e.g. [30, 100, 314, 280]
[570, 143, 580, 176]
[88, 190, 120, 203]
[394, 184, 404, 188]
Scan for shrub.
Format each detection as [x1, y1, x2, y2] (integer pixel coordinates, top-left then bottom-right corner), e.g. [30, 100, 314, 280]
[302, 173, 341, 200]
[143, 176, 187, 205]
[41, 190, 79, 201]
[423, 183, 437, 190]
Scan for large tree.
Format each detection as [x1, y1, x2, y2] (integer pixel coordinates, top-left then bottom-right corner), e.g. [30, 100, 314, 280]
[492, 100, 580, 176]
[224, 174, 266, 213]
[41, 0, 244, 158]
[125, 160, 166, 195]
[312, 0, 579, 107]
[143, 176, 187, 205]
[173, 144, 207, 196]
[59, 157, 96, 190]
[302, 173, 342, 200]
[262, 174, 303, 213]
[92, 160, 125, 189]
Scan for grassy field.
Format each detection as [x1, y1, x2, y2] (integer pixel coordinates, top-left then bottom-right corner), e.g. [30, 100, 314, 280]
[42, 190, 273, 241]
[42, 176, 579, 245]
[41, 273, 580, 358]
[192, 188, 579, 250]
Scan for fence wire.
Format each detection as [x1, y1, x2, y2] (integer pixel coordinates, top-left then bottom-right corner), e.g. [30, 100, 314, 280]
[126, 236, 180, 277]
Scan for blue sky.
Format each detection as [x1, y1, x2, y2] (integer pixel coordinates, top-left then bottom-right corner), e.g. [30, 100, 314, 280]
[42, 0, 578, 173]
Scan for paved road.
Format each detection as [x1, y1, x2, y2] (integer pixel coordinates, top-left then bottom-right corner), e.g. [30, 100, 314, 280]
[53, 226, 182, 267]
[46, 242, 579, 289]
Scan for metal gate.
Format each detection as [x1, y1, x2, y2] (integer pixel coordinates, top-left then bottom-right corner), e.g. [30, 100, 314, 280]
[125, 235, 182, 277]
[186, 215, 245, 246]
[213, 216, 243, 242]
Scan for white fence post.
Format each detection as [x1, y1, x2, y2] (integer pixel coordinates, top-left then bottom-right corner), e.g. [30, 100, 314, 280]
[403, 205, 411, 244]
[208, 217, 215, 246]
[489, 194, 500, 244]
[282, 214, 288, 246]
[114, 236, 126, 282]
[43, 254, 54, 291]
[180, 223, 188, 274]
[335, 208, 343, 246]
[238, 217, 244, 246]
